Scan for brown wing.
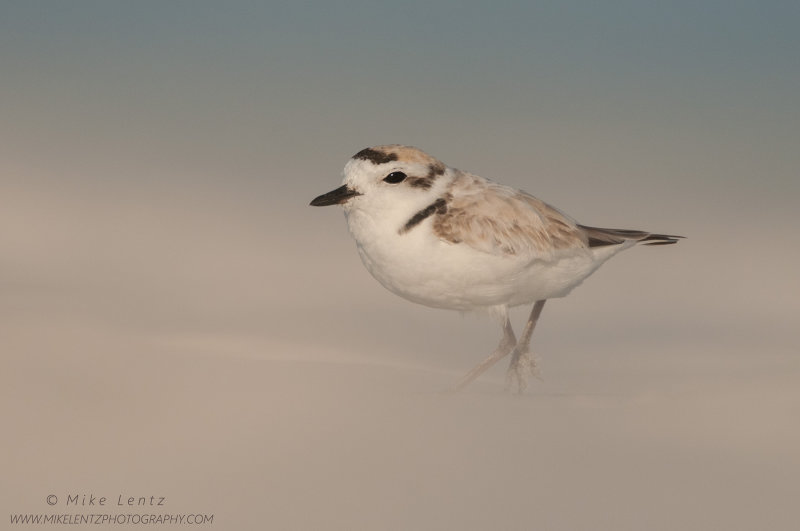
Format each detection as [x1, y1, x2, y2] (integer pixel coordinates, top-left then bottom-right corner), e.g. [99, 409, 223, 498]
[432, 175, 587, 257]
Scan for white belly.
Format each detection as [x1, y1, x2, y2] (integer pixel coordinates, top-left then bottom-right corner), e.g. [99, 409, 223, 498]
[347, 211, 609, 311]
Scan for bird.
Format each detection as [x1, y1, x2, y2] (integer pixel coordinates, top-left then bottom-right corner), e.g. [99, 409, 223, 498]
[310, 145, 682, 392]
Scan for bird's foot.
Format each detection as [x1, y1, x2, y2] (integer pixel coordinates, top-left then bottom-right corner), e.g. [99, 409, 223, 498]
[505, 348, 541, 394]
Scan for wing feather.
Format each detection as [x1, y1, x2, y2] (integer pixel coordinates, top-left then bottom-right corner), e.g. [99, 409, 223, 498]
[432, 173, 586, 257]
[578, 225, 684, 247]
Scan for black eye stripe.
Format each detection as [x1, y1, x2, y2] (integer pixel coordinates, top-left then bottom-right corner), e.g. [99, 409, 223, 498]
[383, 171, 407, 184]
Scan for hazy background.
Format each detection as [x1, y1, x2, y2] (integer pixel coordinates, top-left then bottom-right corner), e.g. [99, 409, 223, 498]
[2, 2, 798, 529]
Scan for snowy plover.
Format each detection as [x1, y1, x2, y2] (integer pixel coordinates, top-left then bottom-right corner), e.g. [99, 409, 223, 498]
[311, 145, 682, 391]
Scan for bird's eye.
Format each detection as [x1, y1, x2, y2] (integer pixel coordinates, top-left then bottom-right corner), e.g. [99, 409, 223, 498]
[383, 171, 407, 184]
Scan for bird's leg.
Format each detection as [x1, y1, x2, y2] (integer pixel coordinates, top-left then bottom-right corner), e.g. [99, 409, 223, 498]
[449, 314, 516, 392]
[506, 300, 547, 393]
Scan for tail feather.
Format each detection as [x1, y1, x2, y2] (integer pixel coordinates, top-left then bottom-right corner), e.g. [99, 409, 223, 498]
[578, 225, 684, 248]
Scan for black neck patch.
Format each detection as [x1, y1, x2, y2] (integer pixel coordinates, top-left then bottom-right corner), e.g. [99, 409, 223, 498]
[400, 197, 448, 234]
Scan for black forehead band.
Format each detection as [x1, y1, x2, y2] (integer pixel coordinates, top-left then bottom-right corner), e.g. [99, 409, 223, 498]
[352, 148, 399, 165]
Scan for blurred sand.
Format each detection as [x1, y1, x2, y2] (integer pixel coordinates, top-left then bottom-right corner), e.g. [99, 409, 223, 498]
[3, 333, 798, 530]
[3, 167, 800, 529]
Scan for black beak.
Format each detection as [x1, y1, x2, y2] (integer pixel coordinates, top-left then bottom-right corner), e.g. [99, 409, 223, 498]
[309, 185, 361, 206]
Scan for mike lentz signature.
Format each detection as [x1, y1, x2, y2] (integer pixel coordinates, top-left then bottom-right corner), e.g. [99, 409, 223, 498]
[59, 493, 166, 507]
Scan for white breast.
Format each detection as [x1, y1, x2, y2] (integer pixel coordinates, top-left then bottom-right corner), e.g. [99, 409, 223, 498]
[344, 206, 607, 311]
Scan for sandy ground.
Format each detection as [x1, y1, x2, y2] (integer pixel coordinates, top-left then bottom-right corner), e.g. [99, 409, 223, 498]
[3, 320, 798, 530]
[3, 178, 799, 530]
